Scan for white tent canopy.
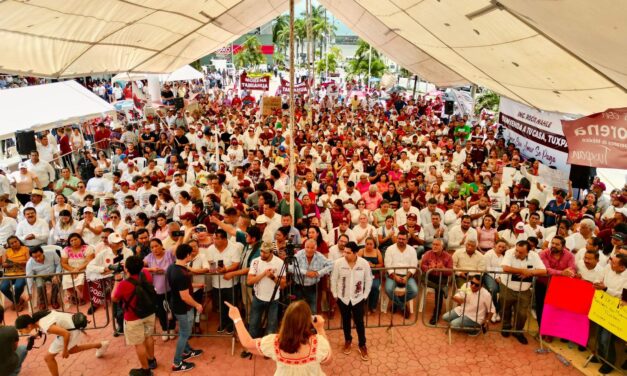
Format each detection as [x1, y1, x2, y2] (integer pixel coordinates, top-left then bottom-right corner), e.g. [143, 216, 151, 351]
[0, 80, 115, 140]
[0, 0, 626, 114]
[112, 65, 204, 83]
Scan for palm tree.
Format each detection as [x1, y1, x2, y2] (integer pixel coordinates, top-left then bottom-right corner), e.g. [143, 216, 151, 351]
[294, 18, 306, 66]
[475, 89, 500, 113]
[348, 39, 385, 82]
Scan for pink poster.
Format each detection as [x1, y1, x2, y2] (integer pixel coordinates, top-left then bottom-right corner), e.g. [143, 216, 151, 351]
[539, 304, 589, 346]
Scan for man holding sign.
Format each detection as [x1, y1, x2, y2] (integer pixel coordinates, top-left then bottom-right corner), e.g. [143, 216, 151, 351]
[593, 253, 627, 374]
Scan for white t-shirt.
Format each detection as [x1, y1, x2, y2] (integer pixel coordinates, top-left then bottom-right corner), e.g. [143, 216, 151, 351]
[248, 255, 283, 302]
[39, 310, 75, 332]
[205, 242, 242, 288]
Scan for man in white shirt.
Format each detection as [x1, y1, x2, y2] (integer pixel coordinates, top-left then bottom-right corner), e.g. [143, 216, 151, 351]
[565, 218, 595, 254]
[260, 201, 282, 243]
[452, 240, 486, 287]
[328, 234, 348, 262]
[467, 196, 496, 228]
[15, 207, 49, 248]
[522, 212, 546, 247]
[448, 215, 478, 252]
[0, 210, 17, 247]
[500, 240, 547, 344]
[23, 189, 53, 226]
[36, 136, 58, 163]
[26, 151, 55, 189]
[576, 250, 604, 283]
[169, 173, 192, 204]
[247, 241, 285, 339]
[331, 242, 372, 361]
[205, 229, 241, 333]
[442, 274, 494, 335]
[395, 197, 421, 228]
[593, 253, 627, 374]
[419, 199, 445, 229]
[384, 232, 418, 318]
[338, 182, 362, 211]
[86, 168, 112, 199]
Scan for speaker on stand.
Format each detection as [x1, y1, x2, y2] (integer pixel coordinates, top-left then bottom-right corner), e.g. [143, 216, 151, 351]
[15, 130, 37, 156]
[444, 100, 454, 115]
[569, 164, 596, 200]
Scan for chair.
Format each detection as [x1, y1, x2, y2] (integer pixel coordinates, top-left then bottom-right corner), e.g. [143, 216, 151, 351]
[42, 244, 63, 258]
[43, 191, 56, 206]
[155, 158, 166, 168]
[133, 157, 147, 169]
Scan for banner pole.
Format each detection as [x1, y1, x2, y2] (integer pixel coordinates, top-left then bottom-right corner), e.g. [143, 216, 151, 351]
[288, 0, 295, 222]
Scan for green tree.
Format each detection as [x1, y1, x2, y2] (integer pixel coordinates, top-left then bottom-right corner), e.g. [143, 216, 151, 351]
[348, 39, 386, 81]
[475, 89, 500, 113]
[234, 36, 265, 69]
[316, 46, 342, 74]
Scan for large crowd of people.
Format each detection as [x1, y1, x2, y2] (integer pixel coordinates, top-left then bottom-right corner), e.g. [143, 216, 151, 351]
[0, 77, 626, 375]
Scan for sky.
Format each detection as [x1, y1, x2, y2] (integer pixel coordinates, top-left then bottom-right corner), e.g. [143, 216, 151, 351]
[293, 0, 355, 36]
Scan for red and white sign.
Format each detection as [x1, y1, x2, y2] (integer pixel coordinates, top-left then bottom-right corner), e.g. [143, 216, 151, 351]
[240, 72, 269, 91]
[562, 107, 627, 169]
[276, 78, 310, 95]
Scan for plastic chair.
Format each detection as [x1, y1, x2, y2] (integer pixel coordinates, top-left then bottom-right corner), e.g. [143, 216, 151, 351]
[43, 191, 55, 205]
[133, 157, 147, 169]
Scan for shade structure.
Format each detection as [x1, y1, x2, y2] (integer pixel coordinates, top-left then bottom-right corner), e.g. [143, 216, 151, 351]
[159, 65, 204, 82]
[0, 0, 626, 114]
[0, 80, 115, 139]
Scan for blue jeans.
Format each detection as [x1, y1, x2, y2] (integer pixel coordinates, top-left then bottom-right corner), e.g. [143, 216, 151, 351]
[442, 310, 480, 330]
[173, 310, 194, 365]
[1, 278, 26, 305]
[368, 278, 381, 311]
[9, 345, 28, 376]
[249, 296, 279, 338]
[597, 327, 616, 366]
[294, 285, 317, 314]
[384, 276, 418, 310]
[482, 274, 500, 312]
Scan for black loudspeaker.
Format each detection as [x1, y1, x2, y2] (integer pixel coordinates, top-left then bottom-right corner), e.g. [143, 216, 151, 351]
[172, 97, 184, 110]
[444, 100, 454, 115]
[15, 130, 36, 155]
[569, 164, 596, 189]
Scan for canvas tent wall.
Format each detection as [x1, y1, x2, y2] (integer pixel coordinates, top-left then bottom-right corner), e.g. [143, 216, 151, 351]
[0, 0, 626, 114]
[0, 80, 115, 140]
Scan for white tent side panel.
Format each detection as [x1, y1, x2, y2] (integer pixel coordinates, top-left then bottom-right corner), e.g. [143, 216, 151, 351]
[0, 80, 115, 139]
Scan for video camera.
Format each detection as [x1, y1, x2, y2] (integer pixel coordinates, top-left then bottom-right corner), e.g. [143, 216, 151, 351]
[285, 237, 301, 259]
[107, 254, 124, 274]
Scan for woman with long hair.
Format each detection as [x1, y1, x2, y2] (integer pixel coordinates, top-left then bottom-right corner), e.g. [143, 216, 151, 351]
[52, 194, 74, 227]
[60, 233, 95, 306]
[477, 214, 498, 253]
[152, 213, 169, 241]
[226, 300, 330, 374]
[173, 191, 193, 222]
[357, 237, 384, 314]
[1, 236, 29, 311]
[154, 188, 175, 219]
[96, 150, 111, 173]
[143, 238, 176, 340]
[51, 209, 77, 246]
[382, 182, 401, 210]
[329, 199, 351, 229]
[16, 310, 109, 376]
[301, 195, 320, 225]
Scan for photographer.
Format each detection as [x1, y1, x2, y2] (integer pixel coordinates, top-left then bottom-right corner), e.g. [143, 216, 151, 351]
[112, 255, 158, 376]
[15, 310, 109, 376]
[85, 233, 133, 322]
[166, 244, 204, 372]
[0, 304, 27, 376]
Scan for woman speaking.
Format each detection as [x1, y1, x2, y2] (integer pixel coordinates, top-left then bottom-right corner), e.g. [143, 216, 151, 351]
[225, 300, 332, 375]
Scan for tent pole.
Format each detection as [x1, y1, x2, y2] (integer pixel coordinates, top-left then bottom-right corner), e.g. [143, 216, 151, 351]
[367, 45, 372, 91]
[288, 0, 295, 222]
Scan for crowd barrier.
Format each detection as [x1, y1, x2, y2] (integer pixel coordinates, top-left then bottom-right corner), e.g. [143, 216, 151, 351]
[421, 268, 540, 344]
[0, 271, 111, 331]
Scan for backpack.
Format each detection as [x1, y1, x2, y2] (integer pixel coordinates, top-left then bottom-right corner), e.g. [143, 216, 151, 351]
[125, 273, 157, 318]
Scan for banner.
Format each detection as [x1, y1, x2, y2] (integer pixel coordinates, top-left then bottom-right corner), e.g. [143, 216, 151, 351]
[588, 290, 627, 342]
[539, 276, 595, 346]
[499, 98, 572, 173]
[240, 72, 269, 91]
[261, 96, 282, 116]
[277, 78, 310, 95]
[561, 107, 627, 169]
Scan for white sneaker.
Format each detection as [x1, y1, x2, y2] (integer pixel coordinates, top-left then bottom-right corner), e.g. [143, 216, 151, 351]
[95, 341, 109, 358]
[491, 313, 501, 323]
[162, 335, 170, 342]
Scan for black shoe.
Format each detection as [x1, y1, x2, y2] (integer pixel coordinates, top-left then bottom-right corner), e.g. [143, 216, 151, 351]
[513, 333, 528, 345]
[129, 368, 152, 376]
[182, 349, 203, 360]
[172, 361, 195, 372]
[148, 358, 157, 370]
[577, 345, 586, 352]
[240, 350, 252, 359]
[590, 356, 600, 363]
[87, 306, 96, 314]
[501, 331, 510, 338]
[225, 327, 234, 335]
[216, 326, 225, 333]
[428, 316, 437, 326]
[599, 364, 613, 374]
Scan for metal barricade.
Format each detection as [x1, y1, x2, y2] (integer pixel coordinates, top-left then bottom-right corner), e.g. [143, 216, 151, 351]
[0, 271, 111, 331]
[421, 268, 539, 344]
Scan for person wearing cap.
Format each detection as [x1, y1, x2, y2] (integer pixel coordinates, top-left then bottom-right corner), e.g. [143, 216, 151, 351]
[86, 232, 134, 315]
[76, 206, 105, 246]
[23, 189, 53, 226]
[25, 150, 55, 191]
[8, 162, 40, 206]
[331, 241, 372, 361]
[591, 181, 610, 215]
[97, 193, 120, 224]
[520, 198, 544, 225]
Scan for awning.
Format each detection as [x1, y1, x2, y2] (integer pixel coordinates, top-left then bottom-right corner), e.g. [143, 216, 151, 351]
[0, 80, 115, 139]
[112, 65, 204, 83]
[0, 0, 625, 114]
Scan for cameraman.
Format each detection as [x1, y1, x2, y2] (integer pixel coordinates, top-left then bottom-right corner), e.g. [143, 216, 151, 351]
[112, 255, 157, 376]
[0, 305, 27, 376]
[85, 233, 133, 325]
[15, 310, 109, 376]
